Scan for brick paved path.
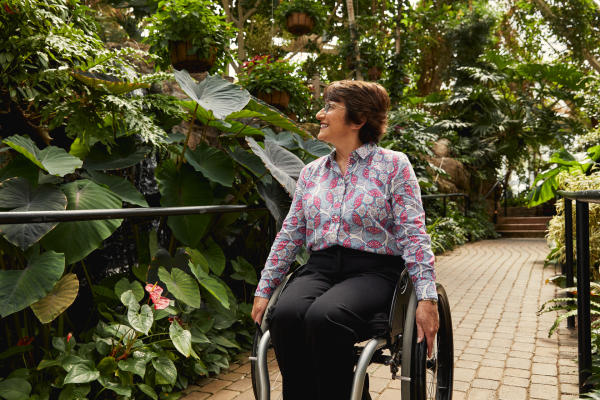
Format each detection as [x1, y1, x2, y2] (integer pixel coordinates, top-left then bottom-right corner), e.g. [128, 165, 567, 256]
[182, 238, 579, 400]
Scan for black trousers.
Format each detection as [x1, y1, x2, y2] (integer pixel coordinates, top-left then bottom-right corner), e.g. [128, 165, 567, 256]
[268, 246, 404, 400]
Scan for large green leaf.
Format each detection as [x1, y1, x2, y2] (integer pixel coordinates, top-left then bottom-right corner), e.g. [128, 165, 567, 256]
[0, 154, 39, 184]
[2, 135, 82, 176]
[257, 178, 292, 226]
[87, 170, 148, 207]
[158, 267, 200, 308]
[230, 256, 258, 285]
[185, 237, 225, 276]
[0, 378, 31, 400]
[118, 358, 147, 379]
[58, 383, 90, 400]
[128, 304, 153, 335]
[114, 278, 144, 302]
[97, 376, 132, 397]
[189, 263, 229, 309]
[173, 70, 250, 120]
[247, 137, 304, 196]
[63, 364, 100, 384]
[244, 97, 309, 137]
[169, 321, 193, 358]
[83, 138, 151, 171]
[30, 273, 79, 324]
[185, 143, 235, 187]
[0, 251, 65, 318]
[228, 147, 267, 177]
[72, 70, 150, 95]
[155, 161, 212, 247]
[0, 178, 67, 250]
[151, 356, 177, 385]
[137, 384, 157, 400]
[41, 180, 122, 264]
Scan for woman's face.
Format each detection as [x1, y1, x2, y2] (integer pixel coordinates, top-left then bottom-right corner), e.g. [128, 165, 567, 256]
[316, 100, 354, 146]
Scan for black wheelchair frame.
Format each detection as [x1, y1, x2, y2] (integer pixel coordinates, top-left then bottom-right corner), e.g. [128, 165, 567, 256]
[250, 268, 454, 400]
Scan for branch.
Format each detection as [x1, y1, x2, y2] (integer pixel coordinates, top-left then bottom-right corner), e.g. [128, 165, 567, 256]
[220, 0, 237, 24]
[242, 0, 262, 22]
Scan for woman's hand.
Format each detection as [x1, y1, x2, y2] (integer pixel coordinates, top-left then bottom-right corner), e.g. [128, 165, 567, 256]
[415, 300, 439, 358]
[251, 296, 269, 325]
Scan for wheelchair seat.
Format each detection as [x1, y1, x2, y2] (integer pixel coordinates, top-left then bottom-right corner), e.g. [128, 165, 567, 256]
[250, 268, 454, 400]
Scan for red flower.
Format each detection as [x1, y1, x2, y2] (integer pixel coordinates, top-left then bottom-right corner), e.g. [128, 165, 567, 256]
[145, 283, 170, 310]
[17, 336, 34, 346]
[66, 333, 73, 343]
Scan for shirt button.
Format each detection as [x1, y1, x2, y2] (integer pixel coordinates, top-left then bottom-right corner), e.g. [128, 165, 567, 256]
[332, 215, 340, 223]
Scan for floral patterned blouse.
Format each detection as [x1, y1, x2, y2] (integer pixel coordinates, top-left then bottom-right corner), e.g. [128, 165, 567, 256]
[255, 142, 437, 301]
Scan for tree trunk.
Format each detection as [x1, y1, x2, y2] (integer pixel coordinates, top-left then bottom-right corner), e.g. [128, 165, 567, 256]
[345, 0, 363, 80]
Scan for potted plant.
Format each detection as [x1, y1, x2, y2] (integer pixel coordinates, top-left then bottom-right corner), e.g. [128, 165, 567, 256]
[144, 0, 236, 72]
[275, 0, 328, 36]
[238, 55, 310, 113]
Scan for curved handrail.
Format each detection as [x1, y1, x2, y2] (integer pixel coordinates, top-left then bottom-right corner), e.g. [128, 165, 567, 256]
[557, 190, 600, 204]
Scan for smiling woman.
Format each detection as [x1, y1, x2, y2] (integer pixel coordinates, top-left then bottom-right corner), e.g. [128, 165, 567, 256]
[251, 80, 439, 400]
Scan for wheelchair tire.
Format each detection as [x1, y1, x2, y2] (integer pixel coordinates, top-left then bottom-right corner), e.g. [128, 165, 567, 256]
[250, 329, 261, 400]
[401, 283, 454, 399]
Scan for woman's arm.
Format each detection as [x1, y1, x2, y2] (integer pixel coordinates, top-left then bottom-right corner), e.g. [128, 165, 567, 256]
[254, 166, 309, 300]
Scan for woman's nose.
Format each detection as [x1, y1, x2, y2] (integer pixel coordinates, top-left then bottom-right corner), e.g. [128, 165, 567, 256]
[316, 107, 325, 120]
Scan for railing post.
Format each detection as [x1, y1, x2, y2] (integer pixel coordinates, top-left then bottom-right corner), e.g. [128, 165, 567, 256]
[564, 199, 575, 330]
[575, 200, 592, 394]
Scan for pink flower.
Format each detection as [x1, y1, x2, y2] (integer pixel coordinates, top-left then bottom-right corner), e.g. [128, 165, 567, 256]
[145, 283, 170, 310]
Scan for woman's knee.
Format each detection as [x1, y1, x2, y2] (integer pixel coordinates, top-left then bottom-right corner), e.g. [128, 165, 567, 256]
[304, 301, 357, 340]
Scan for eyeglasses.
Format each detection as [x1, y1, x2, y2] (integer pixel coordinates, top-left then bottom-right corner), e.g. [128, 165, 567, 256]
[323, 102, 346, 115]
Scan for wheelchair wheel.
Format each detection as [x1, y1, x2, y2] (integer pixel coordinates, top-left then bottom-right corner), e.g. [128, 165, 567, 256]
[401, 283, 454, 399]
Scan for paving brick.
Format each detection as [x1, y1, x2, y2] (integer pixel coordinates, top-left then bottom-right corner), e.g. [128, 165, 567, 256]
[206, 390, 240, 400]
[498, 385, 528, 399]
[454, 368, 476, 381]
[502, 375, 529, 387]
[376, 388, 402, 400]
[201, 380, 232, 394]
[529, 383, 558, 399]
[471, 378, 499, 390]
[477, 366, 504, 380]
[467, 388, 496, 400]
[532, 362, 557, 376]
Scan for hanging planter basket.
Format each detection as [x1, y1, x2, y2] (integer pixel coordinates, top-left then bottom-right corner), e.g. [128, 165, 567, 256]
[256, 90, 290, 109]
[169, 41, 216, 73]
[286, 12, 315, 36]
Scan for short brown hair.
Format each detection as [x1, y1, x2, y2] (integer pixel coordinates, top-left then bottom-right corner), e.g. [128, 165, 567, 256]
[323, 80, 390, 143]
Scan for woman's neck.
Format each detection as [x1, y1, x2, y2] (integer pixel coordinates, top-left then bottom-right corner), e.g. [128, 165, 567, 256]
[334, 141, 363, 175]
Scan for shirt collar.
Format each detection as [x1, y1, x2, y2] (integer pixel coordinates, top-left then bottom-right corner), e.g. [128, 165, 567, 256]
[327, 142, 377, 164]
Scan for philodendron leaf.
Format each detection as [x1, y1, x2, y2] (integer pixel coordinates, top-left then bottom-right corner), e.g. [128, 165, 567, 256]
[151, 356, 177, 385]
[0, 177, 67, 250]
[185, 237, 225, 276]
[158, 267, 201, 308]
[0, 251, 65, 318]
[185, 143, 234, 187]
[0, 378, 31, 400]
[169, 321, 194, 358]
[120, 290, 140, 311]
[30, 273, 79, 324]
[155, 161, 212, 247]
[41, 180, 122, 264]
[114, 278, 144, 302]
[63, 363, 100, 384]
[128, 304, 153, 335]
[137, 384, 157, 400]
[230, 256, 258, 285]
[58, 383, 90, 400]
[3, 135, 82, 176]
[246, 137, 305, 196]
[173, 70, 250, 120]
[87, 170, 148, 207]
[189, 262, 229, 309]
[118, 358, 147, 379]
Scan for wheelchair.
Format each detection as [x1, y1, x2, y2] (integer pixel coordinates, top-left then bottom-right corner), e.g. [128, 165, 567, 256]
[250, 267, 454, 400]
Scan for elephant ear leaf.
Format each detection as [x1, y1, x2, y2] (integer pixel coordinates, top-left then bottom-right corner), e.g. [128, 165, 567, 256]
[0, 178, 67, 250]
[0, 251, 65, 318]
[246, 137, 305, 196]
[30, 273, 79, 324]
[41, 180, 123, 265]
[3, 135, 82, 176]
[173, 70, 250, 120]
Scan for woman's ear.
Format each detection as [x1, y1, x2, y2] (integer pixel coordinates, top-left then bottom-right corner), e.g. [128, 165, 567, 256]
[350, 116, 367, 131]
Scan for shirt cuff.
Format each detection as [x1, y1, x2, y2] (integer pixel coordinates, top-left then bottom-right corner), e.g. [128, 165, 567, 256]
[413, 279, 438, 302]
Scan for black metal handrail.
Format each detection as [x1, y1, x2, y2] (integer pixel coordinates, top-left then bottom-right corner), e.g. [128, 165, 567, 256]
[421, 193, 470, 217]
[557, 189, 600, 395]
[0, 205, 251, 224]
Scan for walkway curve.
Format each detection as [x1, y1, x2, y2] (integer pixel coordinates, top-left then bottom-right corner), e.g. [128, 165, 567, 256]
[182, 238, 579, 400]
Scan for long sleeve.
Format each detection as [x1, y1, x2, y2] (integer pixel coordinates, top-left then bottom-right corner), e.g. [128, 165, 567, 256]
[255, 166, 309, 299]
[390, 155, 437, 301]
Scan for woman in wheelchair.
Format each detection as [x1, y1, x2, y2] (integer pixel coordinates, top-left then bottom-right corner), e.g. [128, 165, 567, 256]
[251, 81, 441, 400]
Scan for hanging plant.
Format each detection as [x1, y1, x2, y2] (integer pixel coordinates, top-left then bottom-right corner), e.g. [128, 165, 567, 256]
[238, 56, 311, 113]
[144, 0, 236, 72]
[275, 0, 328, 36]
